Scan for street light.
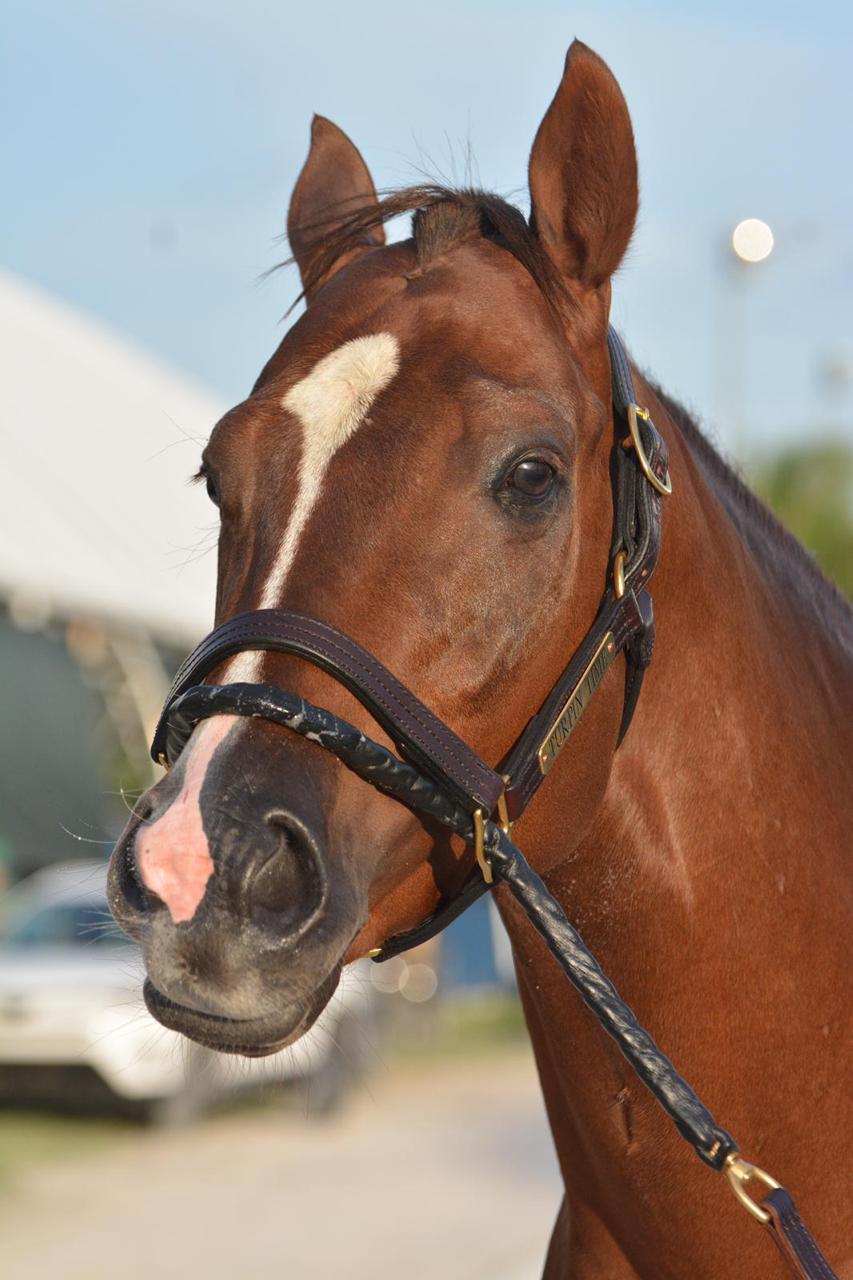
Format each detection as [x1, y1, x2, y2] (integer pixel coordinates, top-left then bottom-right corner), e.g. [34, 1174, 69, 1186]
[732, 218, 774, 265]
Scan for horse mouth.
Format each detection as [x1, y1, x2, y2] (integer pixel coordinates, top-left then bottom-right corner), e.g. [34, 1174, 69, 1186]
[142, 966, 342, 1057]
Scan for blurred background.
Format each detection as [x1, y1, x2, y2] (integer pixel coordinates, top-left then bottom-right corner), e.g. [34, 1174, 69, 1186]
[0, 2, 850, 1277]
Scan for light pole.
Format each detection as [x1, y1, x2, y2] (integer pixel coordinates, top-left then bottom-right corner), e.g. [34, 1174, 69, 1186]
[715, 218, 774, 460]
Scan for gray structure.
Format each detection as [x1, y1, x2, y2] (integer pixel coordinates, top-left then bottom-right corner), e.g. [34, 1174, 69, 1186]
[0, 272, 223, 877]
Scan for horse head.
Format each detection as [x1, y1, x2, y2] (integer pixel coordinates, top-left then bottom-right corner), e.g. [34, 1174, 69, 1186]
[109, 41, 640, 1055]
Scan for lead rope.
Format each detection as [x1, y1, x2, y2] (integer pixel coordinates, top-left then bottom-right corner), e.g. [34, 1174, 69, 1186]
[164, 681, 840, 1280]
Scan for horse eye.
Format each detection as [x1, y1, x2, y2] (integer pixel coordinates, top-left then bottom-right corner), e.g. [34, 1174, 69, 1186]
[507, 458, 556, 498]
[205, 474, 220, 506]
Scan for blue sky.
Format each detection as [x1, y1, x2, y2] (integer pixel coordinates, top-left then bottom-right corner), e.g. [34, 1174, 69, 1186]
[3, 0, 851, 456]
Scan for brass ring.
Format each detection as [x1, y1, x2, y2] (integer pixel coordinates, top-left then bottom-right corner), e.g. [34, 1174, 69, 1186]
[623, 404, 673, 497]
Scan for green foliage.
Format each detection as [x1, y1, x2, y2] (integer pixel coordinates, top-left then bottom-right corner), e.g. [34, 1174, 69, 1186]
[751, 440, 853, 598]
[391, 993, 528, 1063]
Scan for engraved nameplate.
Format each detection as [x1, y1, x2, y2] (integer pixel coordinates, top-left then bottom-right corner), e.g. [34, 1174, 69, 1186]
[537, 632, 616, 776]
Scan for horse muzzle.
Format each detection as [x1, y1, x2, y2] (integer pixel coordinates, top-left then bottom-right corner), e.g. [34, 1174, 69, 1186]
[106, 717, 363, 1054]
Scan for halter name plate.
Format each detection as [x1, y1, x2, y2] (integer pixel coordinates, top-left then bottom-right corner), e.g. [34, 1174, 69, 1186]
[538, 632, 617, 776]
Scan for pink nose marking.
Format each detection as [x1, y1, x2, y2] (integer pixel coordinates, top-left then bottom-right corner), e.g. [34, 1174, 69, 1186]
[136, 716, 236, 924]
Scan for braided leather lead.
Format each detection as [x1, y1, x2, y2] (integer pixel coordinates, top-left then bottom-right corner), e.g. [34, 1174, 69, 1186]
[486, 830, 734, 1167]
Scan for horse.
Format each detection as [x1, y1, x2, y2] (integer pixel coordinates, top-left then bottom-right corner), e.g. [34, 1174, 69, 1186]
[108, 40, 852, 1278]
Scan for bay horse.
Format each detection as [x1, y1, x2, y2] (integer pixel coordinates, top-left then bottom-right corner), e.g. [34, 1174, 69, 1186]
[108, 41, 852, 1278]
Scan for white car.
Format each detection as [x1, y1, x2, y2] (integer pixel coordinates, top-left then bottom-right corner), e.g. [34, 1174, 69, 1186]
[0, 861, 377, 1122]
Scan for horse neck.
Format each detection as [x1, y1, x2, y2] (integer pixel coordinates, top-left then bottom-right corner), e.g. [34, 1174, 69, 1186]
[497, 380, 853, 1268]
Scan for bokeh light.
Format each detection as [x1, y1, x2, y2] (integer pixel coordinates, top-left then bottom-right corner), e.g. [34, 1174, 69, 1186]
[732, 218, 775, 264]
[399, 963, 438, 1003]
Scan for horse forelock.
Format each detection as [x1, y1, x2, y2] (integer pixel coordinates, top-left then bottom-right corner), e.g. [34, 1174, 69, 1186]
[277, 183, 567, 317]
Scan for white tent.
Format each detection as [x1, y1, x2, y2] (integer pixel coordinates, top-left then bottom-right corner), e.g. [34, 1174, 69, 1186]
[0, 270, 224, 643]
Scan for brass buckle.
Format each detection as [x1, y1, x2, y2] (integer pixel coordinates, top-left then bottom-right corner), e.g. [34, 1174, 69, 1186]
[496, 776, 514, 835]
[724, 1153, 780, 1224]
[157, 753, 171, 772]
[613, 549, 627, 599]
[622, 404, 673, 497]
[472, 809, 493, 884]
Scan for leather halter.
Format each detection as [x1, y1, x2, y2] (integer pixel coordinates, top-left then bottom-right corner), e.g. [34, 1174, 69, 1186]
[152, 327, 669, 955]
[150, 328, 839, 1278]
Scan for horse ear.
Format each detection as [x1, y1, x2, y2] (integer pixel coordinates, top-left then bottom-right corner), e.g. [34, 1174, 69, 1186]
[528, 41, 638, 307]
[287, 115, 385, 303]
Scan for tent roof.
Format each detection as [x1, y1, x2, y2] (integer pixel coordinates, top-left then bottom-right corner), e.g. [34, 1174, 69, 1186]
[0, 271, 225, 642]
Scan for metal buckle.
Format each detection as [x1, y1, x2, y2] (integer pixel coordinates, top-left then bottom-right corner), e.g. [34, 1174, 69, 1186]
[472, 809, 493, 884]
[623, 404, 673, 497]
[496, 776, 514, 835]
[613, 549, 627, 599]
[157, 753, 171, 772]
[724, 1153, 780, 1224]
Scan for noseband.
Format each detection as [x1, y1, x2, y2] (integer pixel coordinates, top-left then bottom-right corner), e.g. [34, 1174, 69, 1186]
[150, 328, 837, 1278]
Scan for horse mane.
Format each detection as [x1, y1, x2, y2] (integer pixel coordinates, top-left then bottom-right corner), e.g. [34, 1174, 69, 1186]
[286, 184, 849, 623]
[652, 384, 852, 625]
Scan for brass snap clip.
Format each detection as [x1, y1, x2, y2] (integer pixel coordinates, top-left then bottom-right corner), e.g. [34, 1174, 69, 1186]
[623, 404, 673, 497]
[723, 1153, 780, 1224]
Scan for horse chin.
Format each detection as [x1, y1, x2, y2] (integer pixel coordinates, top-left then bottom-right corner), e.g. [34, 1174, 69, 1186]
[142, 964, 343, 1058]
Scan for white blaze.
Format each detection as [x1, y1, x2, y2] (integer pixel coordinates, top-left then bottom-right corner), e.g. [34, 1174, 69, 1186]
[262, 331, 400, 607]
[143, 337, 401, 906]
[224, 331, 400, 683]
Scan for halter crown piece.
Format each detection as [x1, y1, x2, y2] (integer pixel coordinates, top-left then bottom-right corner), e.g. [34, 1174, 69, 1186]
[151, 329, 839, 1279]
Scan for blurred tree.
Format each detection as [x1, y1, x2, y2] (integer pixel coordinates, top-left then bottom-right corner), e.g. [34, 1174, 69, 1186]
[751, 440, 853, 599]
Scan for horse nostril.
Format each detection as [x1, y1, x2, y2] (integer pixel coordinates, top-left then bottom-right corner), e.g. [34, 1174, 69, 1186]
[247, 813, 327, 937]
[116, 839, 153, 916]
